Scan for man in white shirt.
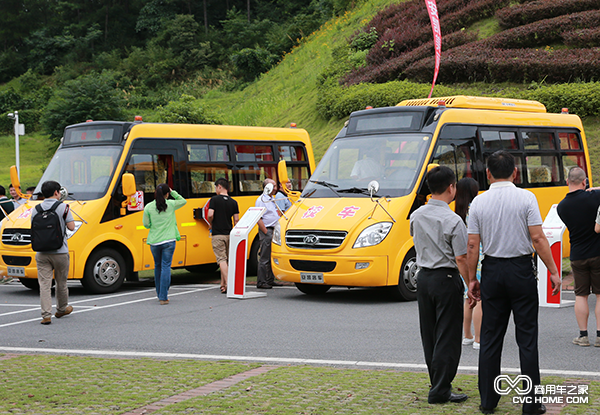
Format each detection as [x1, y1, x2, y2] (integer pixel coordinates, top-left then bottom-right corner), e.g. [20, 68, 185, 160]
[255, 178, 282, 289]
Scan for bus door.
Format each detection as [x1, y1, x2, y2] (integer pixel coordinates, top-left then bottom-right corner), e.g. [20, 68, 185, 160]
[125, 148, 187, 271]
[413, 125, 483, 212]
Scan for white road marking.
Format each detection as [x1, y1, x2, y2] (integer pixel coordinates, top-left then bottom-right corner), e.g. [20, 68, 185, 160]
[0, 346, 598, 379]
[0, 286, 216, 328]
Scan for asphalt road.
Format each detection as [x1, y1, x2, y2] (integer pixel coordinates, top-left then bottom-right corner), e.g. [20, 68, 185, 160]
[0, 276, 598, 378]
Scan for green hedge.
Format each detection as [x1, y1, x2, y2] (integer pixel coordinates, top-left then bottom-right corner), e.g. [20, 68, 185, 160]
[317, 80, 600, 119]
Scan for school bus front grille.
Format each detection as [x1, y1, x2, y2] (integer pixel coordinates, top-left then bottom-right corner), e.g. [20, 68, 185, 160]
[2, 255, 31, 266]
[2, 229, 31, 246]
[285, 230, 347, 249]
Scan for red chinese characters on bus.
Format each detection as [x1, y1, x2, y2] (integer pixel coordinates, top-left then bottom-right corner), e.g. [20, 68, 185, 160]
[337, 206, 360, 219]
[302, 205, 324, 219]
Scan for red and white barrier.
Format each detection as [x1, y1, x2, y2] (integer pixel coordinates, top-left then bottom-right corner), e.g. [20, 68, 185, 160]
[537, 205, 574, 308]
[227, 207, 267, 299]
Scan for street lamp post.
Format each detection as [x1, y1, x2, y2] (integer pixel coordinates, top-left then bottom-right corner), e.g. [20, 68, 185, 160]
[7, 111, 25, 180]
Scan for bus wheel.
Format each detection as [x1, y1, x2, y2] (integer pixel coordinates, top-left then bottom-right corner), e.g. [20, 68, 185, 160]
[390, 249, 418, 301]
[295, 283, 331, 295]
[19, 278, 40, 290]
[246, 238, 260, 276]
[82, 249, 126, 294]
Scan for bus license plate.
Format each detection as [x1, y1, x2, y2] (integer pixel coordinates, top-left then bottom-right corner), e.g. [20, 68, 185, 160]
[300, 273, 324, 284]
[7, 266, 25, 277]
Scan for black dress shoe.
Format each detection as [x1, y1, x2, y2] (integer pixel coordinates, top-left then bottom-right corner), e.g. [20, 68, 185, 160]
[270, 281, 284, 286]
[256, 284, 272, 289]
[523, 404, 546, 415]
[429, 392, 468, 404]
[479, 405, 495, 414]
[448, 392, 468, 403]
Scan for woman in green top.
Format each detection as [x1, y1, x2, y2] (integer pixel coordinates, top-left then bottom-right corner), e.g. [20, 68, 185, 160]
[143, 183, 187, 304]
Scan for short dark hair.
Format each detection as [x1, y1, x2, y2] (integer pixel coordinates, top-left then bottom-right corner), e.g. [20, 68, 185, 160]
[41, 181, 61, 198]
[26, 186, 36, 193]
[487, 151, 515, 179]
[0, 185, 5, 196]
[215, 178, 229, 189]
[426, 165, 456, 195]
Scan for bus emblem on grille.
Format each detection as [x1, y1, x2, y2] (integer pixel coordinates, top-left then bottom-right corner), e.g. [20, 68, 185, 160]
[303, 234, 319, 245]
[11, 233, 23, 242]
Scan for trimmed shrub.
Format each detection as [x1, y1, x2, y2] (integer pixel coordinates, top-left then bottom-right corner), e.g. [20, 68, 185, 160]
[404, 46, 600, 84]
[496, 0, 600, 29]
[563, 28, 600, 48]
[525, 83, 600, 117]
[343, 30, 478, 85]
[484, 10, 600, 49]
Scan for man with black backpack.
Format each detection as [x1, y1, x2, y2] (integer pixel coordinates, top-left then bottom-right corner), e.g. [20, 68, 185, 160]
[31, 181, 75, 325]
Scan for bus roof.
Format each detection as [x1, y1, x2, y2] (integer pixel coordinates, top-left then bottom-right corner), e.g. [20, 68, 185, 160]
[397, 95, 547, 113]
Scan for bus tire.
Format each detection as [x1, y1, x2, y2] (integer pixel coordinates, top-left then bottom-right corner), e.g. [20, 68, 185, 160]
[82, 249, 126, 294]
[390, 248, 418, 301]
[19, 278, 40, 291]
[295, 283, 331, 295]
[246, 238, 260, 276]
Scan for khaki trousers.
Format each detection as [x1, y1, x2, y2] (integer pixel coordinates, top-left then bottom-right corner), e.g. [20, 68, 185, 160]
[36, 252, 70, 319]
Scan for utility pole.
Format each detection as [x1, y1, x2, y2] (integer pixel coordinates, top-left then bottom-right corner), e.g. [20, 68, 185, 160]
[7, 111, 25, 180]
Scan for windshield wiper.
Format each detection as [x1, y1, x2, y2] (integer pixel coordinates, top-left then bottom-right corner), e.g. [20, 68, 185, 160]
[337, 187, 377, 197]
[309, 180, 340, 197]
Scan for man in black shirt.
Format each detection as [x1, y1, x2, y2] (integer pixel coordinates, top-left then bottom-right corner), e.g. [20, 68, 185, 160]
[557, 167, 600, 347]
[207, 178, 239, 293]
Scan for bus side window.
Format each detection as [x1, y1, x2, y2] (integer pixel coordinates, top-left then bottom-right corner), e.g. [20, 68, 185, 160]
[125, 154, 174, 205]
[189, 165, 232, 195]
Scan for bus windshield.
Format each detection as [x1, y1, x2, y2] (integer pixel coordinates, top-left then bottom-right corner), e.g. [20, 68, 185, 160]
[34, 146, 123, 200]
[303, 134, 432, 198]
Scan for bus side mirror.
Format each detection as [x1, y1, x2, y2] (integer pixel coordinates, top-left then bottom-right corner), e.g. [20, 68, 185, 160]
[9, 165, 29, 200]
[278, 160, 289, 188]
[122, 173, 136, 197]
[121, 173, 136, 215]
[426, 163, 439, 173]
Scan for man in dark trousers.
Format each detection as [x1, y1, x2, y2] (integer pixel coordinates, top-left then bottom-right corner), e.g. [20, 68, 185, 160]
[467, 151, 560, 415]
[557, 167, 600, 347]
[410, 165, 470, 405]
[207, 178, 239, 294]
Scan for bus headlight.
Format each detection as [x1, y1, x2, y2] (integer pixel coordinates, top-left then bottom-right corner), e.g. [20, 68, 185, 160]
[353, 222, 392, 248]
[273, 223, 282, 246]
[66, 221, 83, 239]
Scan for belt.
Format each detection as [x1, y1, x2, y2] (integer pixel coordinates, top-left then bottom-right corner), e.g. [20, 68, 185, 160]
[485, 254, 533, 261]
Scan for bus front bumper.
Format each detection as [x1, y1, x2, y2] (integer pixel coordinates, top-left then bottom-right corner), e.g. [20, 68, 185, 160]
[0, 250, 75, 280]
[271, 252, 389, 287]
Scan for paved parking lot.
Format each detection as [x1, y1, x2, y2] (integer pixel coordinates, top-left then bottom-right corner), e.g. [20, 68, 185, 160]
[1, 276, 599, 379]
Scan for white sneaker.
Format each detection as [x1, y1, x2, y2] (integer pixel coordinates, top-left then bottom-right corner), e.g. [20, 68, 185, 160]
[462, 337, 474, 346]
[473, 342, 480, 350]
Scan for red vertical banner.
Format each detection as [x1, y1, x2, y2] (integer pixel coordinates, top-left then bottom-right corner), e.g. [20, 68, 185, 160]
[424, 0, 442, 98]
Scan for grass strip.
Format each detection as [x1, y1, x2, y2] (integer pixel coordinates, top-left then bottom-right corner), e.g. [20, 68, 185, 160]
[0, 354, 259, 414]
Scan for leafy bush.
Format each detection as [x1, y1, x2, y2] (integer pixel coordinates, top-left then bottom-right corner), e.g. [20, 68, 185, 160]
[156, 94, 222, 125]
[350, 27, 379, 52]
[525, 83, 600, 117]
[41, 72, 125, 140]
[496, 0, 600, 29]
[231, 48, 278, 82]
[563, 28, 600, 48]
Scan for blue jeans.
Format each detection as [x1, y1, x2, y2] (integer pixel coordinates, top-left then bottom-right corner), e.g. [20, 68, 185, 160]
[150, 241, 176, 301]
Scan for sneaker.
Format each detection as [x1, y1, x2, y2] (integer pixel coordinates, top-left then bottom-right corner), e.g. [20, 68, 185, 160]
[462, 337, 474, 346]
[55, 305, 73, 318]
[159, 300, 169, 305]
[40, 317, 51, 325]
[595, 338, 600, 348]
[473, 341, 480, 350]
[573, 336, 590, 347]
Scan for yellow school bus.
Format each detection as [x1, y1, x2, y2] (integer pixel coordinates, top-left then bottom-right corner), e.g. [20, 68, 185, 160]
[272, 96, 591, 300]
[0, 120, 314, 293]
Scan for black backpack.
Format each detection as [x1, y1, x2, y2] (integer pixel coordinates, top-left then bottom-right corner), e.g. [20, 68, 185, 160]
[31, 201, 65, 252]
